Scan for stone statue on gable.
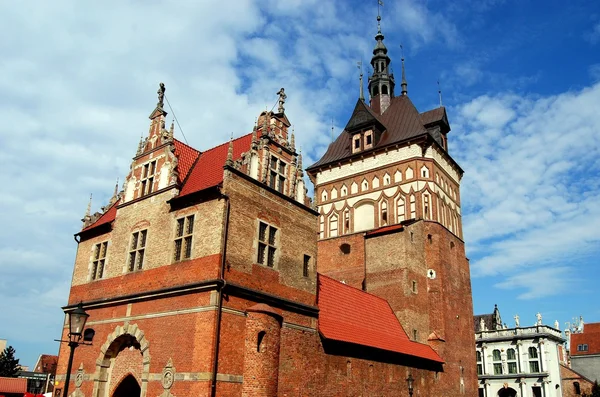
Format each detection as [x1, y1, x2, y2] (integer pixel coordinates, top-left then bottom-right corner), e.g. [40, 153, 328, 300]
[514, 314, 520, 328]
[536, 312, 542, 325]
[480, 317, 487, 332]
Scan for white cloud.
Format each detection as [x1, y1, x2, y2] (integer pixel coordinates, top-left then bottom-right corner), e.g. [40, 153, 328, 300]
[454, 83, 600, 298]
[495, 267, 575, 300]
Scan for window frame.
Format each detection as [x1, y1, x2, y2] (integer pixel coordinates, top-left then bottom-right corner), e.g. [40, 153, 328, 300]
[174, 214, 195, 262]
[269, 155, 287, 194]
[364, 130, 374, 149]
[303, 254, 310, 277]
[140, 160, 157, 197]
[91, 241, 108, 280]
[128, 229, 148, 272]
[257, 221, 278, 268]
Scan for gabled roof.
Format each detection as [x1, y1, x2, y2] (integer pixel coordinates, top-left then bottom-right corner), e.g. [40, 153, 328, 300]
[173, 139, 200, 184]
[308, 95, 432, 170]
[571, 322, 600, 356]
[420, 107, 447, 127]
[179, 133, 253, 197]
[344, 99, 384, 132]
[317, 273, 444, 363]
[0, 376, 27, 393]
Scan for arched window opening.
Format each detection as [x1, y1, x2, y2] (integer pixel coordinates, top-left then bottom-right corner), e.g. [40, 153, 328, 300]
[382, 85, 388, 95]
[397, 197, 405, 223]
[492, 349, 502, 374]
[321, 189, 328, 202]
[528, 347, 540, 373]
[476, 351, 483, 375]
[574, 382, 581, 394]
[373, 85, 379, 96]
[423, 194, 430, 220]
[410, 195, 416, 219]
[381, 201, 388, 226]
[257, 331, 266, 352]
[329, 214, 339, 237]
[507, 348, 518, 374]
[344, 210, 351, 234]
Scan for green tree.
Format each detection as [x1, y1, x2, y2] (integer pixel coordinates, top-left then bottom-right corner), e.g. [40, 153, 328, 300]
[0, 345, 21, 377]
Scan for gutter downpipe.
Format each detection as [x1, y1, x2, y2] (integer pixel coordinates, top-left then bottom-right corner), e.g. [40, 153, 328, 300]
[211, 190, 230, 397]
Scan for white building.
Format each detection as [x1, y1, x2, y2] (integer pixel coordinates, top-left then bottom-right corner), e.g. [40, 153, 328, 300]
[475, 306, 565, 397]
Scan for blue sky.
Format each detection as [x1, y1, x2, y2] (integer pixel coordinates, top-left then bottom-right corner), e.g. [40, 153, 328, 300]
[0, 0, 599, 368]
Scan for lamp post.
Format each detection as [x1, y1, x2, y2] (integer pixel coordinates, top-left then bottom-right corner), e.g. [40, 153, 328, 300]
[62, 303, 89, 397]
[406, 373, 414, 397]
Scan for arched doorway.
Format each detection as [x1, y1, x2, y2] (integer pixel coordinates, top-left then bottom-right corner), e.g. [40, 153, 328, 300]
[112, 374, 140, 397]
[498, 387, 517, 397]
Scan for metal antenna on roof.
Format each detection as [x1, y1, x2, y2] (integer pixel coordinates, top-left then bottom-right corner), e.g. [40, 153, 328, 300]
[331, 119, 334, 142]
[437, 79, 443, 107]
[164, 93, 189, 145]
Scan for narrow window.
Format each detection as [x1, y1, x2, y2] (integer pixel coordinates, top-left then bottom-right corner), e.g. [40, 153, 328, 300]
[344, 210, 350, 234]
[476, 351, 483, 375]
[257, 221, 278, 268]
[507, 348, 518, 374]
[412, 280, 417, 293]
[364, 130, 373, 149]
[303, 255, 310, 277]
[257, 331, 266, 352]
[529, 347, 540, 373]
[427, 234, 432, 243]
[381, 201, 388, 225]
[397, 197, 405, 223]
[353, 135, 361, 153]
[91, 241, 108, 280]
[128, 230, 147, 271]
[413, 329, 418, 340]
[410, 194, 416, 219]
[319, 216, 325, 239]
[141, 160, 157, 196]
[329, 214, 338, 237]
[574, 382, 581, 394]
[174, 215, 194, 261]
[382, 85, 388, 95]
[269, 156, 286, 193]
[493, 349, 503, 375]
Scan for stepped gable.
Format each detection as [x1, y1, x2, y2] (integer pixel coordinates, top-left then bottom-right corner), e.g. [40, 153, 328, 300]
[307, 95, 429, 170]
[318, 273, 444, 363]
[179, 133, 253, 196]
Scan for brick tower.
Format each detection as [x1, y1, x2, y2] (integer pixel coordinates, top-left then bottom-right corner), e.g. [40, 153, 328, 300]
[306, 14, 478, 396]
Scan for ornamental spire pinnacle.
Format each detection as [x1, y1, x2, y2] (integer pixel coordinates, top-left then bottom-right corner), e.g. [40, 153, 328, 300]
[85, 193, 92, 218]
[226, 133, 234, 166]
[401, 44, 408, 96]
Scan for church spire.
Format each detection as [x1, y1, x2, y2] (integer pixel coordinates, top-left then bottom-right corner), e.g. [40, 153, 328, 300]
[401, 48, 408, 96]
[368, 6, 395, 114]
[358, 61, 365, 102]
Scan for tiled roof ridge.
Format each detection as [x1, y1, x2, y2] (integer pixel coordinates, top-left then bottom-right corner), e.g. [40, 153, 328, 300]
[317, 273, 393, 305]
[173, 137, 201, 154]
[80, 198, 120, 232]
[199, 132, 253, 154]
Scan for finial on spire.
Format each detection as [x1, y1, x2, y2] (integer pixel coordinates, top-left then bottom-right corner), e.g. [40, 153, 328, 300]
[137, 133, 144, 156]
[437, 79, 443, 107]
[291, 128, 296, 150]
[170, 119, 175, 135]
[358, 61, 365, 101]
[276, 88, 287, 113]
[85, 193, 92, 218]
[157, 82, 166, 108]
[400, 44, 408, 96]
[377, 0, 384, 33]
[226, 134, 234, 166]
[297, 148, 303, 170]
[113, 178, 119, 198]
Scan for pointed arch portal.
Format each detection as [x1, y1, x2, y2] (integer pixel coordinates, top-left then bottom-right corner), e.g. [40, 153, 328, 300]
[112, 374, 140, 397]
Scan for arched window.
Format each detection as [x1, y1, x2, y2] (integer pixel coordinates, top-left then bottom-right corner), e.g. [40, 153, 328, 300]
[319, 216, 324, 239]
[321, 189, 328, 202]
[507, 348, 518, 374]
[397, 197, 405, 223]
[257, 331, 266, 352]
[373, 86, 379, 96]
[574, 382, 581, 394]
[382, 85, 388, 95]
[381, 201, 388, 226]
[423, 193, 430, 220]
[329, 214, 338, 237]
[528, 347, 540, 373]
[476, 351, 483, 375]
[421, 166, 430, 178]
[410, 195, 416, 219]
[343, 209, 351, 234]
[492, 349, 502, 374]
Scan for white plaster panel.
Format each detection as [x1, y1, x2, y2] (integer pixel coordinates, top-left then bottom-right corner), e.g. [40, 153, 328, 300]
[354, 202, 375, 232]
[383, 186, 398, 197]
[372, 177, 380, 189]
[315, 145, 422, 185]
[351, 182, 358, 194]
[428, 147, 460, 183]
[346, 191, 382, 207]
[321, 203, 332, 214]
[400, 181, 418, 194]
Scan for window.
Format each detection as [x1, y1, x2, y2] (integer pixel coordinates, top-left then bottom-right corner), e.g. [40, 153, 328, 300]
[353, 135, 361, 153]
[257, 221, 277, 267]
[303, 255, 310, 277]
[340, 243, 351, 254]
[476, 351, 483, 375]
[410, 194, 416, 219]
[329, 214, 338, 237]
[343, 210, 350, 234]
[174, 215, 194, 261]
[269, 156, 286, 193]
[528, 347, 540, 373]
[381, 201, 388, 225]
[141, 160, 157, 196]
[507, 348, 518, 374]
[91, 241, 108, 280]
[364, 130, 374, 149]
[423, 193, 430, 220]
[257, 331, 266, 352]
[397, 197, 405, 222]
[382, 85, 388, 95]
[493, 349, 502, 375]
[577, 344, 588, 351]
[319, 216, 325, 239]
[412, 280, 417, 293]
[413, 329, 418, 340]
[128, 230, 147, 271]
[574, 382, 581, 394]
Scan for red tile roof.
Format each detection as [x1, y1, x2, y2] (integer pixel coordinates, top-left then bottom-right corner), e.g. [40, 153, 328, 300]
[173, 139, 200, 184]
[365, 223, 404, 237]
[0, 377, 27, 393]
[179, 133, 253, 197]
[317, 274, 444, 363]
[80, 199, 119, 233]
[571, 322, 600, 356]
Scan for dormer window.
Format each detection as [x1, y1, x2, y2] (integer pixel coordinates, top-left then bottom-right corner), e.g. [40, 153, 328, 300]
[352, 135, 361, 154]
[141, 160, 157, 196]
[269, 156, 286, 193]
[364, 130, 374, 149]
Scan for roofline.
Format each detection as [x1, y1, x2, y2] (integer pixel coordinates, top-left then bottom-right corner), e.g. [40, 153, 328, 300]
[559, 363, 596, 384]
[307, 132, 464, 176]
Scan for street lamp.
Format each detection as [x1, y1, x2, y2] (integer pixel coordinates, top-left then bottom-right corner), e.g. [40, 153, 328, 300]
[62, 303, 90, 397]
[406, 373, 414, 397]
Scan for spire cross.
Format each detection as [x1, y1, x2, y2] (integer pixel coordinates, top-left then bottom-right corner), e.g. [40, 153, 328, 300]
[437, 79, 443, 107]
[377, 0, 384, 33]
[358, 61, 365, 101]
[400, 44, 408, 96]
